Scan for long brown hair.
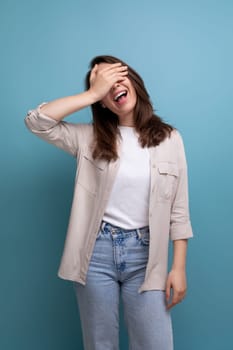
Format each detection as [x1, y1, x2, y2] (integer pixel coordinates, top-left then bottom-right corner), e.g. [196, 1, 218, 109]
[85, 55, 173, 161]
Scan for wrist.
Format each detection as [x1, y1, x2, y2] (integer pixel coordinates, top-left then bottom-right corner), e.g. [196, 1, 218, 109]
[171, 264, 186, 272]
[86, 88, 100, 104]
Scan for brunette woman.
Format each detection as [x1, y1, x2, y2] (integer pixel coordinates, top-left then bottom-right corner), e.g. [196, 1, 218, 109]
[25, 55, 193, 350]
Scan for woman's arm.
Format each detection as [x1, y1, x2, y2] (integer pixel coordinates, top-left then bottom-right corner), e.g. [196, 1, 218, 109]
[39, 62, 128, 121]
[24, 63, 128, 156]
[40, 91, 97, 121]
[166, 131, 193, 309]
[166, 239, 188, 310]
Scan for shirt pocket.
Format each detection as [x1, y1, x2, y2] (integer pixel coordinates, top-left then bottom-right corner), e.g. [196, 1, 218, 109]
[157, 162, 179, 201]
[76, 152, 107, 196]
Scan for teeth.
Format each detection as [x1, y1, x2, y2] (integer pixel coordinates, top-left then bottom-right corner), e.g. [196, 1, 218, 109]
[114, 91, 127, 101]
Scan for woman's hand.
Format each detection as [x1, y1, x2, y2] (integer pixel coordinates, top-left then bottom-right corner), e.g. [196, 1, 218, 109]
[165, 268, 187, 310]
[88, 63, 128, 102]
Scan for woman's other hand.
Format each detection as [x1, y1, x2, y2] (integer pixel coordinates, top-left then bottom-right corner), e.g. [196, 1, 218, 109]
[165, 268, 187, 310]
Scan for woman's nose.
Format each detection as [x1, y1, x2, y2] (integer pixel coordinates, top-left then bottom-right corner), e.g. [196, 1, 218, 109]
[111, 82, 121, 91]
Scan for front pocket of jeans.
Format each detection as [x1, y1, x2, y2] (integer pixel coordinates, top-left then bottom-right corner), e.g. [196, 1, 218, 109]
[139, 231, 150, 246]
[96, 230, 101, 240]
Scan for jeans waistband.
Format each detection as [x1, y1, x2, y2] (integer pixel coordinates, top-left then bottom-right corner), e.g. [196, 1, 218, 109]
[100, 221, 149, 239]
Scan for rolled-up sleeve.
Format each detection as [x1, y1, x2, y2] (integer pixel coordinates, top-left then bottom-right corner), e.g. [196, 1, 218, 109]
[169, 131, 193, 240]
[24, 102, 80, 157]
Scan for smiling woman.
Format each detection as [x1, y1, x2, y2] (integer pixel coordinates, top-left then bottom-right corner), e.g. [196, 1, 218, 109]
[24, 54, 193, 350]
[88, 61, 137, 126]
[85, 55, 173, 161]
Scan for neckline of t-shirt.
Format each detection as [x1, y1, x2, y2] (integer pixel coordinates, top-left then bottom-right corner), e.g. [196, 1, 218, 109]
[118, 125, 139, 138]
[118, 125, 135, 129]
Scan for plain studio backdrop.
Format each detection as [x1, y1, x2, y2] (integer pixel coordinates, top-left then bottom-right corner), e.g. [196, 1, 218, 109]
[0, 0, 232, 349]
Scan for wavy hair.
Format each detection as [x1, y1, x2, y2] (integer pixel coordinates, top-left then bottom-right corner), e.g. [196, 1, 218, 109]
[85, 55, 173, 161]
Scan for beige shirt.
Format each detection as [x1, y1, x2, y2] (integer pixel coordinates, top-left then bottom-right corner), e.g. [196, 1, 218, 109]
[24, 103, 193, 293]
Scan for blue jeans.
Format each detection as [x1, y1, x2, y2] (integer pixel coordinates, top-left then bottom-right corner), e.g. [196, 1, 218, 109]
[73, 221, 173, 350]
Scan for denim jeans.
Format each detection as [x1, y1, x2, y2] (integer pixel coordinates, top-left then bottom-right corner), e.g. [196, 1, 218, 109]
[73, 221, 173, 350]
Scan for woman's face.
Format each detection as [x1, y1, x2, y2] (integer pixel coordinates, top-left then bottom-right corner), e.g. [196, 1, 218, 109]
[99, 63, 137, 126]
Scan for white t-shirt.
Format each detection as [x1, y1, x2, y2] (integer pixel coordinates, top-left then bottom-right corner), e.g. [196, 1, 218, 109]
[103, 126, 150, 229]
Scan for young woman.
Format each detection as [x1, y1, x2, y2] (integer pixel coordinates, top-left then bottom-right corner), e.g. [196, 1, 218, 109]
[25, 55, 193, 350]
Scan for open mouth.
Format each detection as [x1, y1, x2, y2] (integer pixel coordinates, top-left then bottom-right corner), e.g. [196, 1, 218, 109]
[113, 90, 128, 103]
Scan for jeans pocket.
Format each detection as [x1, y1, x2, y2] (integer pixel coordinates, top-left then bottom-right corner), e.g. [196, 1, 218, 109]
[96, 228, 103, 240]
[138, 230, 150, 247]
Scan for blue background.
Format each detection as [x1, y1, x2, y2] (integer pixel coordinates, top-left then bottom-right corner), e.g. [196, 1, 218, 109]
[1, 0, 232, 349]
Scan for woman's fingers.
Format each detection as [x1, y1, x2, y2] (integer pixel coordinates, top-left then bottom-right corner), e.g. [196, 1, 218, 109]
[165, 270, 187, 310]
[89, 63, 127, 86]
[103, 65, 128, 83]
[88, 62, 128, 101]
[165, 278, 171, 302]
[166, 289, 186, 310]
[96, 62, 127, 73]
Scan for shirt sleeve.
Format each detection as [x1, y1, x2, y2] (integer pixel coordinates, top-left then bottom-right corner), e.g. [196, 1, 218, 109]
[24, 102, 80, 157]
[169, 130, 194, 240]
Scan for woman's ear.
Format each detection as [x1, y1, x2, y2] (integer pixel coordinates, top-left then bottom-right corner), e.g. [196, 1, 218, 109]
[100, 102, 106, 108]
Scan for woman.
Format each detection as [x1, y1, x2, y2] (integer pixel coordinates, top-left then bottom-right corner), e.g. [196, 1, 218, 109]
[25, 55, 193, 350]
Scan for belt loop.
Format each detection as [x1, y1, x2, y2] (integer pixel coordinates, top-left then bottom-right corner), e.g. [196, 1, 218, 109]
[101, 221, 106, 231]
[136, 228, 141, 239]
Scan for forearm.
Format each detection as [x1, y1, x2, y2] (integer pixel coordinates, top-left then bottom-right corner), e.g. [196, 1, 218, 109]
[40, 90, 97, 121]
[166, 239, 188, 309]
[39, 62, 128, 121]
[171, 239, 188, 270]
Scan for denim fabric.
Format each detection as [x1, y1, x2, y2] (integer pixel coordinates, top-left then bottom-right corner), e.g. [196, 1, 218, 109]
[73, 221, 173, 350]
